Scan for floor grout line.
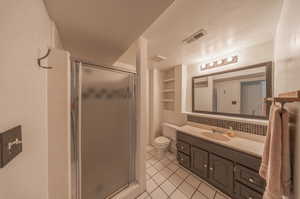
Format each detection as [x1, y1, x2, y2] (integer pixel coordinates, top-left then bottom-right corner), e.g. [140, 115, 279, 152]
[146, 151, 179, 195]
[144, 148, 230, 199]
[147, 151, 190, 197]
[213, 191, 217, 199]
[190, 182, 201, 199]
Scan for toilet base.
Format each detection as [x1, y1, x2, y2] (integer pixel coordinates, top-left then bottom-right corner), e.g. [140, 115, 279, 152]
[155, 147, 169, 159]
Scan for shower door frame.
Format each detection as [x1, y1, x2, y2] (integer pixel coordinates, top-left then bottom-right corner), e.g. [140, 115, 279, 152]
[71, 60, 144, 199]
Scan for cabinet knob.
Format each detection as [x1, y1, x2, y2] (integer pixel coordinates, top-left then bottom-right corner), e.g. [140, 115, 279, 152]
[209, 167, 214, 171]
[181, 158, 184, 161]
[233, 166, 237, 173]
[181, 146, 184, 150]
[248, 197, 253, 199]
[203, 164, 207, 168]
[249, 178, 254, 183]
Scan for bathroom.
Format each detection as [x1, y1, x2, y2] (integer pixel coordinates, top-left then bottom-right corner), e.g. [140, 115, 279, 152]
[0, 0, 300, 199]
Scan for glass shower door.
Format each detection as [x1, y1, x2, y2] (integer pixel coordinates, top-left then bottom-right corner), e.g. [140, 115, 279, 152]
[80, 65, 136, 199]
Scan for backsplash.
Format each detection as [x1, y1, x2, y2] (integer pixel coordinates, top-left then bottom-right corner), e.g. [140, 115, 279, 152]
[187, 115, 268, 136]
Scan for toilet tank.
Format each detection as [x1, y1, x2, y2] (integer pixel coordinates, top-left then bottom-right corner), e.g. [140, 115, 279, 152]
[162, 123, 177, 153]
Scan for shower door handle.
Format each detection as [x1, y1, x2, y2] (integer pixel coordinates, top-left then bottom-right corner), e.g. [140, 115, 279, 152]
[71, 106, 78, 162]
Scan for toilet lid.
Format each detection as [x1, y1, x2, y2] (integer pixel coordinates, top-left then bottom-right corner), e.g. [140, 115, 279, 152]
[155, 136, 170, 145]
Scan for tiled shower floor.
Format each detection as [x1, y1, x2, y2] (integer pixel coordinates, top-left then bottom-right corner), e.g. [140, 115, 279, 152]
[136, 146, 231, 199]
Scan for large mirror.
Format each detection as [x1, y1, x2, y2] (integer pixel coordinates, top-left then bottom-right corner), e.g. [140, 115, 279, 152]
[192, 62, 272, 119]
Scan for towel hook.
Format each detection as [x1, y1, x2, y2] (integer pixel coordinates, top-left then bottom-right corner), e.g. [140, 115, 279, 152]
[37, 49, 53, 69]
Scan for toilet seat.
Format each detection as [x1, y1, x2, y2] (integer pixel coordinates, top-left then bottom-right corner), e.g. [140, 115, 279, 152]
[154, 136, 170, 147]
[153, 136, 171, 158]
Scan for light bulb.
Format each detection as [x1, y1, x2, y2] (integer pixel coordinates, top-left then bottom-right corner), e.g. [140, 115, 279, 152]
[217, 60, 223, 65]
[227, 56, 233, 62]
[199, 64, 206, 71]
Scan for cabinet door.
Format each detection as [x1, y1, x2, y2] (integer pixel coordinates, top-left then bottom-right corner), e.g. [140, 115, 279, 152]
[177, 152, 190, 169]
[191, 147, 209, 179]
[235, 182, 262, 199]
[235, 164, 265, 193]
[177, 140, 190, 155]
[209, 154, 234, 195]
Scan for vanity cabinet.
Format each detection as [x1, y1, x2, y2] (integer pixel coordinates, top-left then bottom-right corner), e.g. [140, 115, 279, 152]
[176, 131, 265, 199]
[235, 165, 266, 193]
[235, 182, 263, 199]
[176, 140, 190, 155]
[209, 154, 234, 194]
[177, 152, 190, 168]
[190, 147, 209, 178]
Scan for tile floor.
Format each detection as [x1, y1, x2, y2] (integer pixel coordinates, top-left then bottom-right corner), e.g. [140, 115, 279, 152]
[136, 146, 231, 199]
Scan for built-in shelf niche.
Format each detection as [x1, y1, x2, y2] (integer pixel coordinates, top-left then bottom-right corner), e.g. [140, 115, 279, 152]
[162, 67, 176, 111]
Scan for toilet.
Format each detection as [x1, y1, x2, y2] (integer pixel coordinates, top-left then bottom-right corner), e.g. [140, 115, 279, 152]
[153, 123, 176, 159]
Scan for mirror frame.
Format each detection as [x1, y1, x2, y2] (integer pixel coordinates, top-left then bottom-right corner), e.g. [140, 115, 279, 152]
[192, 61, 273, 120]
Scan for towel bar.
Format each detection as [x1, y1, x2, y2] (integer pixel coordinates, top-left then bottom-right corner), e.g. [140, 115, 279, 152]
[265, 90, 300, 104]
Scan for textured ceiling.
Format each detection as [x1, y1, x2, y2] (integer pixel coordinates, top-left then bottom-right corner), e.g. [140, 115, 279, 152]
[44, 0, 174, 66]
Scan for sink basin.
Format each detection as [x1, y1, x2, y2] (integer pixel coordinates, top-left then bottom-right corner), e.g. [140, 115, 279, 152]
[201, 132, 230, 142]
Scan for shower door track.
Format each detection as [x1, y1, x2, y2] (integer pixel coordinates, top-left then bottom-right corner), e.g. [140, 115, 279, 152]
[105, 184, 129, 199]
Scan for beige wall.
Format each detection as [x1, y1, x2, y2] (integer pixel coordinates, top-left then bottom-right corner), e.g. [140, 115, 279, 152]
[273, 0, 300, 197]
[149, 68, 162, 144]
[0, 0, 61, 198]
[47, 49, 70, 199]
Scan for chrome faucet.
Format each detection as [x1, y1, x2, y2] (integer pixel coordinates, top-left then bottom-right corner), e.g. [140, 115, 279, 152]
[212, 129, 222, 134]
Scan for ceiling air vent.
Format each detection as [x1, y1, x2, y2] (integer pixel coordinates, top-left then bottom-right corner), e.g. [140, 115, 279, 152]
[183, 29, 207, 44]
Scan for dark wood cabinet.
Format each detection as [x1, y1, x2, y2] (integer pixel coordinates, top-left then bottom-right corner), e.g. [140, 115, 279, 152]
[177, 151, 191, 168]
[176, 131, 265, 199]
[190, 146, 209, 179]
[235, 164, 266, 193]
[209, 154, 234, 195]
[235, 182, 262, 199]
[176, 140, 190, 155]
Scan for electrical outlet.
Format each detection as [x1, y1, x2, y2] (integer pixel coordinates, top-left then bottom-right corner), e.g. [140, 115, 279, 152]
[0, 126, 22, 168]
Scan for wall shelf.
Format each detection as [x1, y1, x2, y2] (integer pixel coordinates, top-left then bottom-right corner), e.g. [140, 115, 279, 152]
[162, 89, 175, 93]
[265, 90, 300, 103]
[161, 99, 174, 102]
[163, 78, 175, 83]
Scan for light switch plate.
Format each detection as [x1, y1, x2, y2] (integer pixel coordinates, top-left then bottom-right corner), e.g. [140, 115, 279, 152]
[0, 125, 22, 168]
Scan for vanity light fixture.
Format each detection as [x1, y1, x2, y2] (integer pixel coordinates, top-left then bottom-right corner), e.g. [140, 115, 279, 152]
[227, 56, 233, 62]
[199, 55, 238, 71]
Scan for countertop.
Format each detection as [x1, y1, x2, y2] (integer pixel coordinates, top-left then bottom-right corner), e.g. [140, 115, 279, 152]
[171, 124, 265, 158]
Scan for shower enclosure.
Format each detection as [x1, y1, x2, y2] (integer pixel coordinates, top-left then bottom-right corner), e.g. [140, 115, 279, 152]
[71, 61, 136, 199]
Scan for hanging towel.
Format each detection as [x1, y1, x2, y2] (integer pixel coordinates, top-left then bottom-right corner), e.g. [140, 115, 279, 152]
[259, 104, 291, 199]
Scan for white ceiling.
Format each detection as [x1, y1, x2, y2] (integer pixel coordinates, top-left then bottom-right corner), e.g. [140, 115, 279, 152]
[116, 41, 137, 66]
[119, 0, 283, 68]
[44, 0, 174, 66]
